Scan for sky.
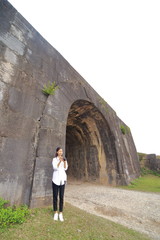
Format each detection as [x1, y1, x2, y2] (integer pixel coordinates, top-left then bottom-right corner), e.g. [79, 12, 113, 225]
[8, 0, 160, 155]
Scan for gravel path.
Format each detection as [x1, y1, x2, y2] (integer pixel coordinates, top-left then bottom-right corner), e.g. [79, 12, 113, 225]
[65, 182, 160, 240]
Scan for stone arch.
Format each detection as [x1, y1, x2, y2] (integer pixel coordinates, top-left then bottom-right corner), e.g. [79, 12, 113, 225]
[65, 99, 119, 184]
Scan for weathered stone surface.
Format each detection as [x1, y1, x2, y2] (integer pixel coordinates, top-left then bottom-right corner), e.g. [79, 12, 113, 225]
[40, 115, 66, 134]
[8, 87, 45, 121]
[0, 61, 15, 84]
[0, 111, 37, 138]
[139, 153, 160, 172]
[43, 90, 70, 123]
[4, 48, 18, 65]
[0, 32, 25, 56]
[30, 157, 53, 208]
[0, 81, 6, 103]
[0, 137, 34, 205]
[0, 0, 140, 207]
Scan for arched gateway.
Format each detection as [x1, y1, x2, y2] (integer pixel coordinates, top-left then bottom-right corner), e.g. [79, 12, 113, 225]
[0, 0, 140, 207]
[66, 100, 119, 183]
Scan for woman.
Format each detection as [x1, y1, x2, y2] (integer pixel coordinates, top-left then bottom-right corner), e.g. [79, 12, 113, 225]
[52, 147, 68, 221]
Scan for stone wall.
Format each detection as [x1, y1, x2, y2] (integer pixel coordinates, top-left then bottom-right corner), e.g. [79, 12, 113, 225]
[0, 0, 140, 207]
[138, 153, 160, 172]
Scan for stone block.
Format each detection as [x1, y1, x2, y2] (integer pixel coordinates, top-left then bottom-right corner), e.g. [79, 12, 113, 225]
[37, 128, 65, 158]
[59, 81, 89, 103]
[30, 157, 53, 207]
[0, 138, 30, 178]
[0, 81, 7, 103]
[44, 89, 70, 123]
[147, 154, 160, 171]
[13, 13, 34, 40]
[0, 136, 37, 205]
[0, 43, 6, 61]
[0, 0, 15, 33]
[56, 56, 80, 83]
[0, 110, 37, 139]
[8, 87, 45, 121]
[10, 24, 26, 43]
[0, 32, 25, 56]
[0, 177, 24, 205]
[40, 115, 65, 134]
[4, 47, 18, 65]
[0, 61, 15, 84]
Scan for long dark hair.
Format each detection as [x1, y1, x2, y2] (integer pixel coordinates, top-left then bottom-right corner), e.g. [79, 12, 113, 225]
[55, 147, 62, 157]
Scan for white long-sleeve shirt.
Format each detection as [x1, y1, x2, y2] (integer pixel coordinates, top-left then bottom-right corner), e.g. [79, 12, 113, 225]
[52, 157, 68, 186]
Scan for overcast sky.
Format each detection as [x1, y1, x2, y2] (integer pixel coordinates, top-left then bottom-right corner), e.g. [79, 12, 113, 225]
[9, 0, 160, 155]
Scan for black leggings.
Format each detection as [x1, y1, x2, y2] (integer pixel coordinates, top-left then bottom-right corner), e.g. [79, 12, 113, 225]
[52, 182, 65, 212]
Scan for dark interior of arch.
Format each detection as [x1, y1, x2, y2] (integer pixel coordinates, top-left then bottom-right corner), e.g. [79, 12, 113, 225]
[66, 100, 119, 183]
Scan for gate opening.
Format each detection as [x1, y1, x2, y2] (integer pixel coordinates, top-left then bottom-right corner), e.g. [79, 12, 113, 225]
[66, 100, 119, 184]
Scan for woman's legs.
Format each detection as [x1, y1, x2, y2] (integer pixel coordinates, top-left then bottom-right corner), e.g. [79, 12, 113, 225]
[52, 183, 65, 212]
[59, 184, 65, 221]
[59, 184, 65, 212]
[52, 182, 59, 212]
[52, 182, 65, 221]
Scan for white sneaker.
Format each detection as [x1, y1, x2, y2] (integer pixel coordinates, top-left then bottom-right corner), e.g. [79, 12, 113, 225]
[53, 212, 58, 221]
[59, 213, 64, 222]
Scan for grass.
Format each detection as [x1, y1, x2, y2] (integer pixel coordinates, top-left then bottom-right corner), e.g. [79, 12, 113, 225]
[119, 174, 160, 192]
[0, 203, 150, 240]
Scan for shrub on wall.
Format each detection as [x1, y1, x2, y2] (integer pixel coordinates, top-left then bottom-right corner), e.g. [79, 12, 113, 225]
[42, 81, 58, 96]
[120, 125, 130, 135]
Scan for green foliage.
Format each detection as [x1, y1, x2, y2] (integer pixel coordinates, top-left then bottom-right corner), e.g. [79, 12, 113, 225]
[120, 125, 130, 135]
[0, 198, 9, 209]
[42, 81, 58, 96]
[141, 167, 160, 177]
[120, 125, 126, 134]
[0, 198, 30, 229]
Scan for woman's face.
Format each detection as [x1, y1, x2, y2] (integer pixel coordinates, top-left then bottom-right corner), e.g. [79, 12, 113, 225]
[57, 148, 63, 156]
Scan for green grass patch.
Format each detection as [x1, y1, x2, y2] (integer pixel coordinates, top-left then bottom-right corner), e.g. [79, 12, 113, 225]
[120, 175, 160, 192]
[0, 203, 150, 240]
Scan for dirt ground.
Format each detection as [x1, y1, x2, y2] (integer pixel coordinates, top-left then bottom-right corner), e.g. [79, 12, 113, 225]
[65, 181, 160, 240]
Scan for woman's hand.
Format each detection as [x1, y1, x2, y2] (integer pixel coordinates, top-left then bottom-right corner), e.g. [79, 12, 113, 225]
[57, 156, 64, 167]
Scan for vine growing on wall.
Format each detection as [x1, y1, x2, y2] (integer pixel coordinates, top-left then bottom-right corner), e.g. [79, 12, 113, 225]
[42, 81, 58, 96]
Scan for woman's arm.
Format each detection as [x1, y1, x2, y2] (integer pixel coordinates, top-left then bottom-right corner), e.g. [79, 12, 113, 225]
[52, 158, 59, 170]
[64, 160, 68, 170]
[53, 157, 68, 170]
